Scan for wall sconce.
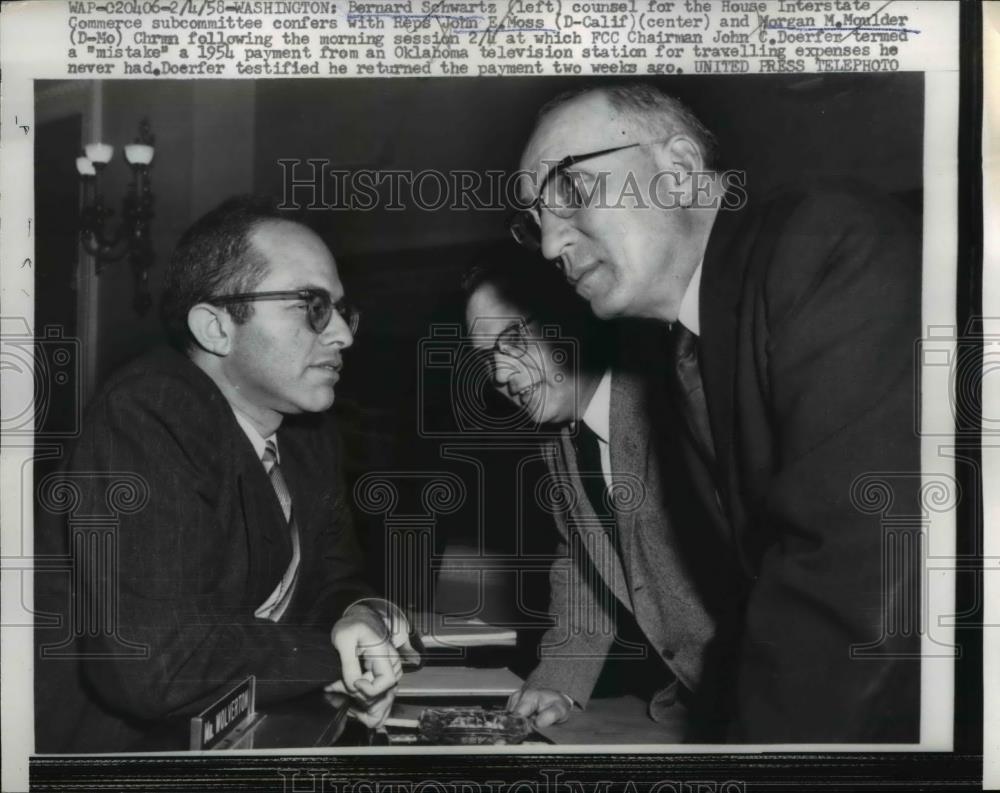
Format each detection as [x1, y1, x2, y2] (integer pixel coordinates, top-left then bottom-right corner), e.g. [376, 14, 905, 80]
[76, 119, 156, 316]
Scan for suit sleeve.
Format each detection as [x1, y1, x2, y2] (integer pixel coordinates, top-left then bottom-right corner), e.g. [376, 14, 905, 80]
[526, 449, 614, 708]
[72, 375, 351, 721]
[733, 190, 921, 741]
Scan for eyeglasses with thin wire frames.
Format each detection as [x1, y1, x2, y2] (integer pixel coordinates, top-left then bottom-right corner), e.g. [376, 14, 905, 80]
[475, 317, 535, 377]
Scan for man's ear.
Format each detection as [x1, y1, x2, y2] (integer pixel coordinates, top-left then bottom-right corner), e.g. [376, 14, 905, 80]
[650, 134, 705, 208]
[187, 303, 233, 356]
[651, 133, 704, 173]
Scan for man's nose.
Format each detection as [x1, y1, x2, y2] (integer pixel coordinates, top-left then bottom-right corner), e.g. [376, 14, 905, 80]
[322, 310, 354, 349]
[538, 210, 574, 266]
[492, 353, 516, 385]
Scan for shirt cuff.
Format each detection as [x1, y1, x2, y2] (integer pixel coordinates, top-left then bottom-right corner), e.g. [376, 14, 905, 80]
[560, 692, 578, 710]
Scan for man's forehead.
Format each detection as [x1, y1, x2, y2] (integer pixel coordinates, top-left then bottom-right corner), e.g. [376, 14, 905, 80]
[251, 218, 327, 257]
[466, 285, 529, 342]
[520, 92, 635, 172]
[252, 220, 341, 289]
[468, 314, 524, 338]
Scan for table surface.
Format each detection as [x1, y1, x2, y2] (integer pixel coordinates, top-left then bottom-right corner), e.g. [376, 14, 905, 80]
[537, 694, 687, 745]
[246, 692, 687, 748]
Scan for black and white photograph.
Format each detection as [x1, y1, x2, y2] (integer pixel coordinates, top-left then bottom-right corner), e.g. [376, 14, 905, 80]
[0, 1, 989, 790]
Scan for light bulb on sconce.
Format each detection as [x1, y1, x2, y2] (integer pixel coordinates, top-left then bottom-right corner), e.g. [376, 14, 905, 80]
[77, 119, 157, 316]
[83, 143, 114, 165]
[124, 143, 155, 166]
[75, 157, 96, 177]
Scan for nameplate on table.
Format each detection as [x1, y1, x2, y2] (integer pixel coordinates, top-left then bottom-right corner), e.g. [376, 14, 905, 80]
[190, 675, 263, 750]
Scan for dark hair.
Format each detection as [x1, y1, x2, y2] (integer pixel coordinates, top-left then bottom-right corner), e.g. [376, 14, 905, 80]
[537, 83, 719, 170]
[160, 195, 284, 351]
[462, 242, 612, 370]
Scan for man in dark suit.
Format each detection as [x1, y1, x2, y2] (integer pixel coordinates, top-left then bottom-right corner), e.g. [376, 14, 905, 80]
[510, 84, 921, 742]
[35, 196, 415, 753]
[463, 252, 722, 737]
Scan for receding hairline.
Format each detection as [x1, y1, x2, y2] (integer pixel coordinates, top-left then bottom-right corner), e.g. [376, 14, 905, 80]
[244, 216, 332, 264]
[524, 85, 717, 169]
[243, 217, 343, 297]
[541, 88, 633, 126]
[246, 215, 321, 246]
[522, 90, 632, 162]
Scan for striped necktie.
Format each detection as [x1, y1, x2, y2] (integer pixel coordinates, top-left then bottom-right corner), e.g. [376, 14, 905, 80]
[255, 439, 301, 622]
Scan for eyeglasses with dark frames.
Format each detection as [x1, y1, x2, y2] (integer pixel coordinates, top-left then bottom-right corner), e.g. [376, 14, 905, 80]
[207, 289, 360, 336]
[473, 317, 536, 377]
[509, 138, 671, 251]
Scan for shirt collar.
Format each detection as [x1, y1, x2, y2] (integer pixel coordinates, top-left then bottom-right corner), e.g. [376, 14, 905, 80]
[677, 259, 703, 336]
[232, 408, 279, 463]
[580, 369, 612, 444]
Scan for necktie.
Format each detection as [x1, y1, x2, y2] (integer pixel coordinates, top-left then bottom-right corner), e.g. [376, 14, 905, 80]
[573, 423, 621, 555]
[574, 426, 661, 696]
[263, 440, 292, 522]
[668, 322, 716, 472]
[255, 440, 301, 622]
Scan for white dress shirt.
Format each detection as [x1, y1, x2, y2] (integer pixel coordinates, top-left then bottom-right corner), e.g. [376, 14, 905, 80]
[579, 368, 613, 490]
[677, 260, 703, 336]
[232, 409, 278, 463]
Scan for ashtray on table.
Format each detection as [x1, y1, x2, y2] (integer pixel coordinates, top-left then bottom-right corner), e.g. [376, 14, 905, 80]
[417, 707, 530, 745]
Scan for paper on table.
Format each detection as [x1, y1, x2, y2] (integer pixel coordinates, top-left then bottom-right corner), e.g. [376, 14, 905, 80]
[397, 666, 524, 698]
[410, 612, 517, 649]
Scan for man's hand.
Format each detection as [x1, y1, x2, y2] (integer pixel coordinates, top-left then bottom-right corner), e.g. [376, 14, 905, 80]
[507, 686, 574, 728]
[327, 604, 421, 729]
[330, 612, 401, 703]
[325, 678, 397, 729]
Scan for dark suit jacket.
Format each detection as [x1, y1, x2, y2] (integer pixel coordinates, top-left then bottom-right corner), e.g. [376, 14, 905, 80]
[35, 347, 373, 753]
[688, 185, 922, 742]
[528, 337, 729, 734]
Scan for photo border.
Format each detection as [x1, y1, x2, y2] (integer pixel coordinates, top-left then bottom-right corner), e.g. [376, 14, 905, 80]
[1, 1, 986, 789]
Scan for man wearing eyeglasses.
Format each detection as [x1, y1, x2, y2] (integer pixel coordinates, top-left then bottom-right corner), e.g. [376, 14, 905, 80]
[35, 196, 416, 753]
[462, 248, 726, 739]
[511, 84, 921, 743]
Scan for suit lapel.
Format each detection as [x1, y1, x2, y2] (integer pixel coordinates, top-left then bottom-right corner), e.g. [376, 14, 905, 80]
[234, 444, 290, 606]
[181, 360, 292, 606]
[558, 430, 630, 608]
[229, 412, 298, 606]
[698, 200, 755, 542]
[275, 423, 325, 539]
[608, 369, 645, 575]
